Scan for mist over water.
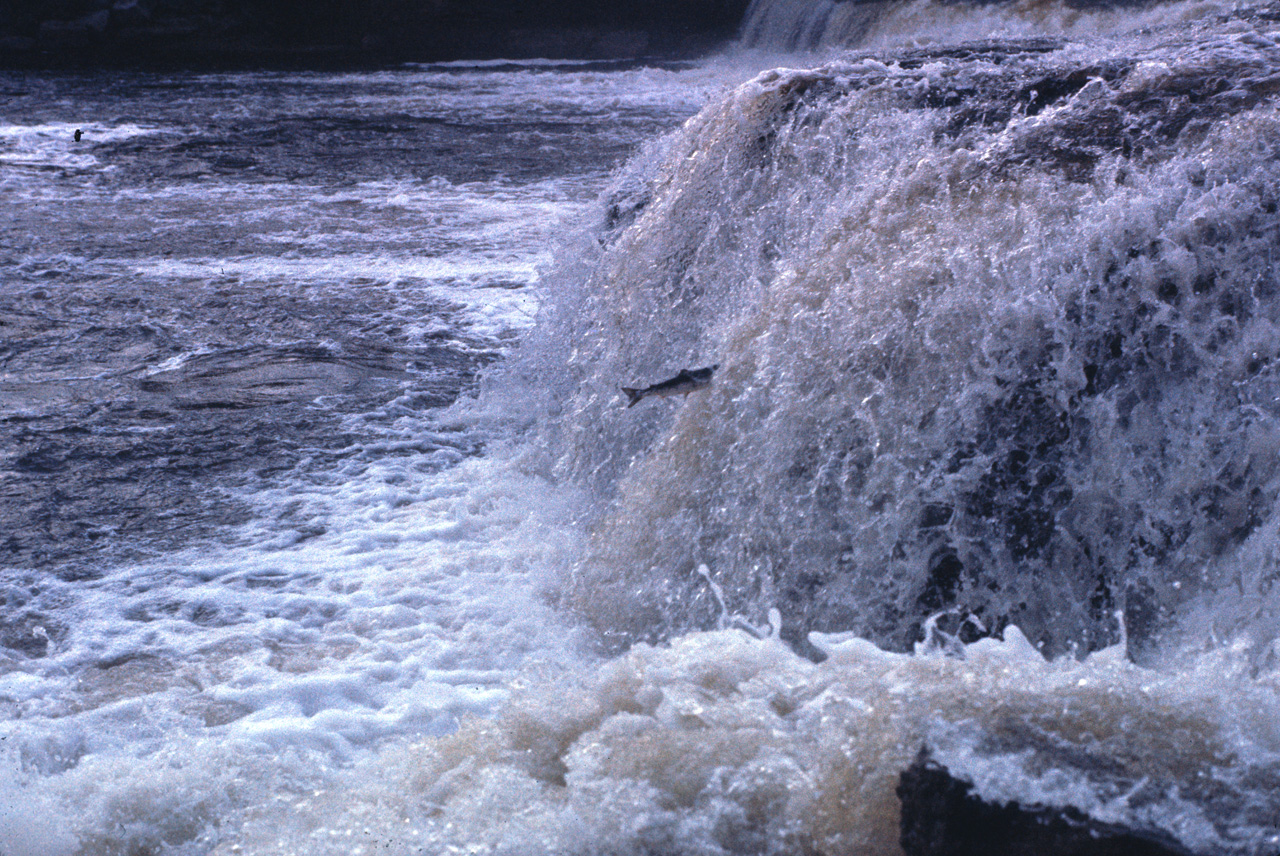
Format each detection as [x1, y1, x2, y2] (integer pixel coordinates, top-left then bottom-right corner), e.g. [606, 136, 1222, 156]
[6, 3, 1280, 855]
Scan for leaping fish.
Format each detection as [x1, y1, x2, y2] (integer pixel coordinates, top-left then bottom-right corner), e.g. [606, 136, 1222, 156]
[621, 364, 718, 408]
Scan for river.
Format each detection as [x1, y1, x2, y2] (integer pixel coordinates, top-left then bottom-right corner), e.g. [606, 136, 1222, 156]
[4, 1, 1280, 853]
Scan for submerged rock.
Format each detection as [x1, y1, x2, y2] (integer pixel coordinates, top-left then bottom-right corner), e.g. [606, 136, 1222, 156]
[895, 705, 1280, 856]
[898, 751, 1199, 856]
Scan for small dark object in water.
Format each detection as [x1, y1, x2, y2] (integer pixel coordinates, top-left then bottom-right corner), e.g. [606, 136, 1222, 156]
[74, 129, 82, 142]
[621, 364, 718, 407]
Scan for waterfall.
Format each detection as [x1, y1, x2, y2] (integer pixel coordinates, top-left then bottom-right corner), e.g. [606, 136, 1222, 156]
[508, 8, 1280, 663]
[739, 0, 888, 51]
[738, 0, 1245, 51]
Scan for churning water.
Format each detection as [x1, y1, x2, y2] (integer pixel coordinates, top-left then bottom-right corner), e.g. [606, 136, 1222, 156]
[6, 2, 1280, 854]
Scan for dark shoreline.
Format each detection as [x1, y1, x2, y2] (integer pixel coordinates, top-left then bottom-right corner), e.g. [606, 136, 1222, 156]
[0, 0, 751, 70]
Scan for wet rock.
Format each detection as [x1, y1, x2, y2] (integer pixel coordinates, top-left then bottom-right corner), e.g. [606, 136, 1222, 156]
[897, 751, 1199, 856]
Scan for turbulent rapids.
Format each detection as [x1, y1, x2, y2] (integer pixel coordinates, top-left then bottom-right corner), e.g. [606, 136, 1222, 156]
[516, 4, 1280, 665]
[7, 1, 1280, 854]
[467, 2, 1280, 850]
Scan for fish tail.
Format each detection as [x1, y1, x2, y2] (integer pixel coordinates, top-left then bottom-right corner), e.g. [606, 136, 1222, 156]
[621, 387, 642, 407]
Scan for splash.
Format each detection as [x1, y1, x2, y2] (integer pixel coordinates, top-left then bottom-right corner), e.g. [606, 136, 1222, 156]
[8, 7, 1280, 855]
[219, 627, 1280, 855]
[212, 8, 1280, 854]
[505, 12, 1280, 660]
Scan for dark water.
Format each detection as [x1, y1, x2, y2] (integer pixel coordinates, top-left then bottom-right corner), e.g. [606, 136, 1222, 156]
[0, 63, 701, 575]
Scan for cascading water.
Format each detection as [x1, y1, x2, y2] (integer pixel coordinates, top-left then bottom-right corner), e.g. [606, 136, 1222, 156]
[510, 12, 1280, 666]
[8, 2, 1280, 855]
[372, 5, 1280, 851]
[740, 0, 888, 51]
[739, 0, 1248, 51]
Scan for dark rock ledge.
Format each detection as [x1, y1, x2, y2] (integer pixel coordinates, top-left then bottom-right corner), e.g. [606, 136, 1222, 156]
[898, 751, 1201, 856]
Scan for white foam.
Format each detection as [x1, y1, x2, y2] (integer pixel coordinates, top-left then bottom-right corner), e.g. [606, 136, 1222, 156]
[0, 122, 163, 171]
[0, 453, 593, 850]
[203, 627, 1280, 856]
[506, 18, 1280, 660]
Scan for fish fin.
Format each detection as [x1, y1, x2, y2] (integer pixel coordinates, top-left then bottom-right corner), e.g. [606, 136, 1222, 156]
[621, 387, 642, 407]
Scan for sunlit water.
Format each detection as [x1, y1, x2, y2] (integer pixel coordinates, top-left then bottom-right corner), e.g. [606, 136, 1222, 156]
[5, 5, 1280, 855]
